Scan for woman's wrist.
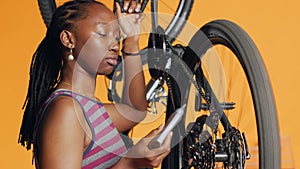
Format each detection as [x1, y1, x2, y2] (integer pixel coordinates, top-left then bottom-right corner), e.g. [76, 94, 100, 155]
[121, 49, 140, 56]
[123, 36, 139, 49]
[123, 35, 139, 44]
[122, 37, 140, 57]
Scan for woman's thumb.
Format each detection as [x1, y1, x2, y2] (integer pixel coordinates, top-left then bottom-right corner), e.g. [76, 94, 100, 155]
[115, 2, 122, 17]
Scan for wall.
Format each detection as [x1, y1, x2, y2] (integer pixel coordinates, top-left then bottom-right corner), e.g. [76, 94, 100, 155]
[0, 0, 298, 168]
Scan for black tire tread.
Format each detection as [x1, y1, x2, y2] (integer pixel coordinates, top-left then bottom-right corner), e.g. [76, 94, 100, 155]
[37, 0, 56, 27]
[165, 0, 194, 43]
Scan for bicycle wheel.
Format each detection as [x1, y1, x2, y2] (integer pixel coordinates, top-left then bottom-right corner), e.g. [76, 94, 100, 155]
[37, 0, 193, 43]
[165, 19, 280, 169]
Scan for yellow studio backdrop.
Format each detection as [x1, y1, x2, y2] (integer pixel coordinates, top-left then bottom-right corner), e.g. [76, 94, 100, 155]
[0, 0, 299, 168]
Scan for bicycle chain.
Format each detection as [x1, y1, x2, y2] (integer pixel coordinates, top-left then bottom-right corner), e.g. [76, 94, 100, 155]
[165, 43, 218, 168]
[166, 43, 213, 111]
[167, 43, 246, 169]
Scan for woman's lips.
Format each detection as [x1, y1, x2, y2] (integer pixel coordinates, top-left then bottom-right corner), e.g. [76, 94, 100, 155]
[106, 57, 118, 66]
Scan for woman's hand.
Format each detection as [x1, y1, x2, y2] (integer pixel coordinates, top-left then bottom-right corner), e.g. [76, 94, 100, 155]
[115, 1, 144, 40]
[114, 1, 147, 112]
[112, 125, 173, 169]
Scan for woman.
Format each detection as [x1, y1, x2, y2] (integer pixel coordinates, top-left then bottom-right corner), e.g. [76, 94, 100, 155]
[18, 0, 172, 168]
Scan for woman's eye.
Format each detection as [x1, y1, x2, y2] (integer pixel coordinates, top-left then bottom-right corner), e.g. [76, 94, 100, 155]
[97, 32, 107, 37]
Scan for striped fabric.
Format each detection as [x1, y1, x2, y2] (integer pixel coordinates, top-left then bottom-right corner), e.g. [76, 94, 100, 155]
[34, 89, 127, 169]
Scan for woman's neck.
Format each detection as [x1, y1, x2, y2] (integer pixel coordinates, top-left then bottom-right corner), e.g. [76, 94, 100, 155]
[59, 64, 97, 98]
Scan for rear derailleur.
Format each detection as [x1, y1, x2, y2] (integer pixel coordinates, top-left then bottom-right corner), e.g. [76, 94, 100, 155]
[182, 115, 250, 169]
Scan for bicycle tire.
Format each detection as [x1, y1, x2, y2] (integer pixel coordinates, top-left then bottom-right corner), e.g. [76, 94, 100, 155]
[37, 0, 193, 43]
[163, 0, 193, 43]
[164, 19, 281, 169]
[37, 0, 56, 28]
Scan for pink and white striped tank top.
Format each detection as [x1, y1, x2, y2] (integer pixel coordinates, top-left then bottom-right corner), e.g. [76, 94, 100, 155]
[34, 89, 127, 169]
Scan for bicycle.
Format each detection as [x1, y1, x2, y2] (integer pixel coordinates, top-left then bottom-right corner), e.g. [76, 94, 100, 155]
[37, 0, 281, 168]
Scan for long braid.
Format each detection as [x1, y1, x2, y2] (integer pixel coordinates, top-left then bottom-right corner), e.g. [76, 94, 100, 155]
[19, 0, 105, 150]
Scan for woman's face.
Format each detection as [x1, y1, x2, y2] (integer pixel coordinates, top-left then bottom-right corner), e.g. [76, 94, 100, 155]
[72, 4, 120, 76]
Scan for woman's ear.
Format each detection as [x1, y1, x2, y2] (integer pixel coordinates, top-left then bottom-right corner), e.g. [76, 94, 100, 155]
[60, 30, 75, 49]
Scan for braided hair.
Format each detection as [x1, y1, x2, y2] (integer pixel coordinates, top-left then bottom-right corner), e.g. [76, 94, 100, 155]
[18, 0, 105, 150]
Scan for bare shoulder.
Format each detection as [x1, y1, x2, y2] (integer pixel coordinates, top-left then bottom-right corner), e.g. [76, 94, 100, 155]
[37, 96, 86, 168]
[41, 96, 83, 127]
[38, 95, 85, 139]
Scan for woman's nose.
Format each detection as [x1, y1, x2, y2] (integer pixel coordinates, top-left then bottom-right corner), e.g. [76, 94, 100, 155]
[110, 38, 120, 52]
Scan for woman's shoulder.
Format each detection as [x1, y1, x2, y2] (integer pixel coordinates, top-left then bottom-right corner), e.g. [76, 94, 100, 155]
[37, 89, 83, 128]
[41, 89, 101, 126]
[48, 93, 80, 111]
[36, 91, 87, 168]
[42, 93, 82, 123]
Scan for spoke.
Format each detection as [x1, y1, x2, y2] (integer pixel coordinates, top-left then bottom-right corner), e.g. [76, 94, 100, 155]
[237, 82, 246, 128]
[224, 47, 234, 119]
[143, 0, 178, 12]
[226, 47, 236, 99]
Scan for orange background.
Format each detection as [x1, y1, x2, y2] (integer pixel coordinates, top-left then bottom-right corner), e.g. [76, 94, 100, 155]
[0, 0, 299, 168]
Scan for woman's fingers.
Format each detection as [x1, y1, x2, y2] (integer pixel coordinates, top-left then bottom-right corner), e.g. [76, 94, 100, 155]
[127, 1, 136, 13]
[149, 131, 173, 156]
[124, 127, 173, 168]
[157, 131, 173, 157]
[145, 132, 173, 167]
[115, 2, 122, 17]
[134, 3, 141, 13]
[120, 1, 141, 13]
[123, 1, 130, 11]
